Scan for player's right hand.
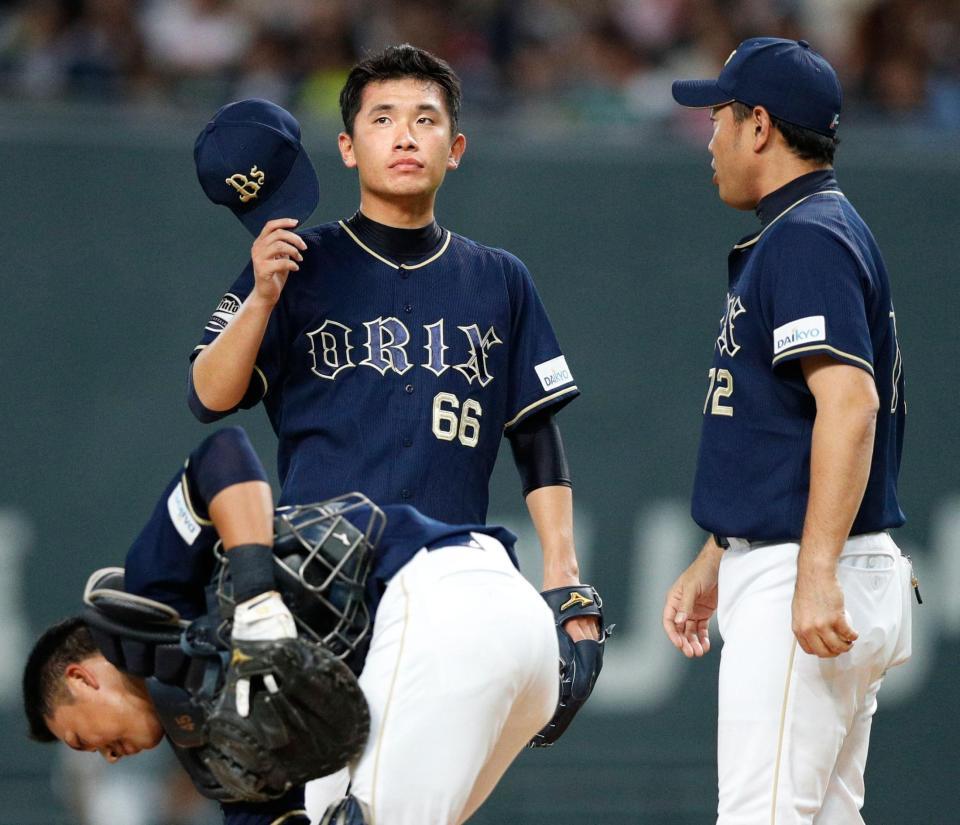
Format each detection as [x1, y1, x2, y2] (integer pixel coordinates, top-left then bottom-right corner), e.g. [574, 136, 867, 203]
[662, 542, 722, 658]
[251, 218, 308, 305]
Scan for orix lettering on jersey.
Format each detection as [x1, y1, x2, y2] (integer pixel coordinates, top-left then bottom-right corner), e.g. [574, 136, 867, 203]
[716, 294, 746, 357]
[306, 316, 502, 385]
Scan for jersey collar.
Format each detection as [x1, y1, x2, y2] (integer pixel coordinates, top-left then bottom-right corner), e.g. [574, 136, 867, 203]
[340, 212, 451, 270]
[732, 170, 843, 250]
[755, 169, 838, 226]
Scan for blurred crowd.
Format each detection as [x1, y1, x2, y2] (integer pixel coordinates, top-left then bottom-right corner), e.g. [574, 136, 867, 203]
[1, 0, 958, 132]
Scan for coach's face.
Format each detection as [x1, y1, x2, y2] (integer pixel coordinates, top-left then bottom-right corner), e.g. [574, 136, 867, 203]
[708, 103, 759, 210]
[338, 77, 466, 209]
[46, 657, 164, 763]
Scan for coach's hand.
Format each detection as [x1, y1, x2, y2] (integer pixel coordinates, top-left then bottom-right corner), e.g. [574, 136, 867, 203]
[662, 539, 722, 658]
[792, 562, 858, 658]
[251, 218, 307, 305]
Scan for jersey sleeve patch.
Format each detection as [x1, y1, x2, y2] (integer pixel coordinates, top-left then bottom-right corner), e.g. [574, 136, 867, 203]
[534, 355, 574, 391]
[204, 292, 242, 333]
[167, 480, 201, 545]
[773, 315, 825, 355]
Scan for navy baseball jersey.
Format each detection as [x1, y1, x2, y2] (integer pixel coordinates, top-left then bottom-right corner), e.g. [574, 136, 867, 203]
[692, 170, 906, 541]
[123, 437, 520, 624]
[192, 219, 578, 524]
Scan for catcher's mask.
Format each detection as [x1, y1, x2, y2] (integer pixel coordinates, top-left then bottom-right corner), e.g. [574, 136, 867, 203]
[215, 493, 385, 660]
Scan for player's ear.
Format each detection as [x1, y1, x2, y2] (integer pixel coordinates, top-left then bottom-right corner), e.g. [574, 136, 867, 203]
[447, 133, 466, 170]
[65, 662, 99, 692]
[338, 132, 357, 169]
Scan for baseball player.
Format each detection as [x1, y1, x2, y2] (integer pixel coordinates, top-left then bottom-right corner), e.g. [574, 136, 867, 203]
[187, 46, 598, 654]
[661, 38, 914, 823]
[23, 426, 608, 825]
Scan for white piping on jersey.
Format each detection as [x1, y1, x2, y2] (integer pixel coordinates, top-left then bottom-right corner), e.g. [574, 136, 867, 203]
[252, 365, 268, 398]
[732, 190, 845, 250]
[503, 385, 579, 430]
[339, 219, 453, 270]
[179, 463, 213, 526]
[192, 345, 269, 400]
[267, 812, 309, 825]
[770, 642, 798, 824]
[771, 343, 874, 375]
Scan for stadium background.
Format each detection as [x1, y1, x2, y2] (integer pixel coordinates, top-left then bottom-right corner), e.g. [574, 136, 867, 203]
[1, 1, 958, 823]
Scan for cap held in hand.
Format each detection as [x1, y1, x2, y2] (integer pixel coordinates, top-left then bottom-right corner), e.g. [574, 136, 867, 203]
[195, 98, 319, 236]
[672, 37, 842, 137]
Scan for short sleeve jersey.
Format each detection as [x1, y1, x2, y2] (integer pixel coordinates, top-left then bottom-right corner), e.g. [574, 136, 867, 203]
[692, 171, 906, 541]
[192, 221, 578, 524]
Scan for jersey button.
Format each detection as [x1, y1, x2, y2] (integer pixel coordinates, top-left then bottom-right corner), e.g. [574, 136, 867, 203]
[400, 488, 411, 499]
[404, 383, 414, 394]
[404, 303, 413, 313]
[402, 437, 413, 447]
[400, 270, 410, 280]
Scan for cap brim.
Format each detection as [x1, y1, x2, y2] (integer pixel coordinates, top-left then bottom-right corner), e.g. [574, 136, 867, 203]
[671, 79, 734, 109]
[238, 144, 320, 236]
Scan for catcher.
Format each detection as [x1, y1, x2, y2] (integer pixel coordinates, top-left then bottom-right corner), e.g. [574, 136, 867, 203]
[22, 427, 609, 825]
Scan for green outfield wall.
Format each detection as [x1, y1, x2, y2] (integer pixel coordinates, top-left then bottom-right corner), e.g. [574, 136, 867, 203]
[1, 108, 956, 824]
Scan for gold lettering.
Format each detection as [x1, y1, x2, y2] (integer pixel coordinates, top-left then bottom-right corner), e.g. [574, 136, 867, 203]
[225, 166, 266, 203]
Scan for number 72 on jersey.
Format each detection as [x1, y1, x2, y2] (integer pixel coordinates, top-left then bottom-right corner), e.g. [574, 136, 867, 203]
[704, 368, 734, 417]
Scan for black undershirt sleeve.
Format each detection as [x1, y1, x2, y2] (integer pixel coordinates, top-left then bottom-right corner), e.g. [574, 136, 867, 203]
[507, 410, 572, 497]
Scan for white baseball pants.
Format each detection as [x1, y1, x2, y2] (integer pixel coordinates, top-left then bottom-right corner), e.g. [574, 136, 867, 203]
[716, 532, 912, 825]
[306, 533, 559, 824]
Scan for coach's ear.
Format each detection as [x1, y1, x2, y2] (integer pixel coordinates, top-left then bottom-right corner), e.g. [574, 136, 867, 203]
[447, 133, 466, 170]
[338, 132, 357, 169]
[752, 106, 774, 153]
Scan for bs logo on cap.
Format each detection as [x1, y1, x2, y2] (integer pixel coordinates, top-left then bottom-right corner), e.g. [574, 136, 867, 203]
[195, 99, 320, 236]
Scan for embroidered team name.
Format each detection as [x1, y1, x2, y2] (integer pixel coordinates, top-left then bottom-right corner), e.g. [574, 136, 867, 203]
[717, 294, 746, 357]
[225, 166, 265, 203]
[773, 315, 826, 355]
[306, 318, 503, 384]
[534, 355, 573, 391]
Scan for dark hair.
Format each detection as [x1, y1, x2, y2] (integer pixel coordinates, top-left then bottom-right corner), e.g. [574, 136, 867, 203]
[731, 101, 838, 165]
[22, 617, 99, 742]
[339, 44, 462, 136]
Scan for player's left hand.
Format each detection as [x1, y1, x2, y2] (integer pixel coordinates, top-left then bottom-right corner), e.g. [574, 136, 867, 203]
[542, 574, 600, 640]
[792, 564, 858, 658]
[530, 584, 611, 747]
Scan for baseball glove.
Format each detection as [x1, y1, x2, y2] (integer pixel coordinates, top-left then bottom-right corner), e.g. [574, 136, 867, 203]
[202, 636, 369, 802]
[530, 584, 611, 748]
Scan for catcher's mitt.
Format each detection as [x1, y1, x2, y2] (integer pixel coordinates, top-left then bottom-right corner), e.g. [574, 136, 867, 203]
[530, 584, 611, 748]
[202, 636, 369, 802]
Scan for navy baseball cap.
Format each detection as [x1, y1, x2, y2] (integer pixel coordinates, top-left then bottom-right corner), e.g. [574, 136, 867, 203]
[672, 37, 842, 137]
[194, 98, 319, 236]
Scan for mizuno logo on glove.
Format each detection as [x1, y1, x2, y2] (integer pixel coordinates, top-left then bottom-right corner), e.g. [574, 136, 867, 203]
[560, 592, 594, 611]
